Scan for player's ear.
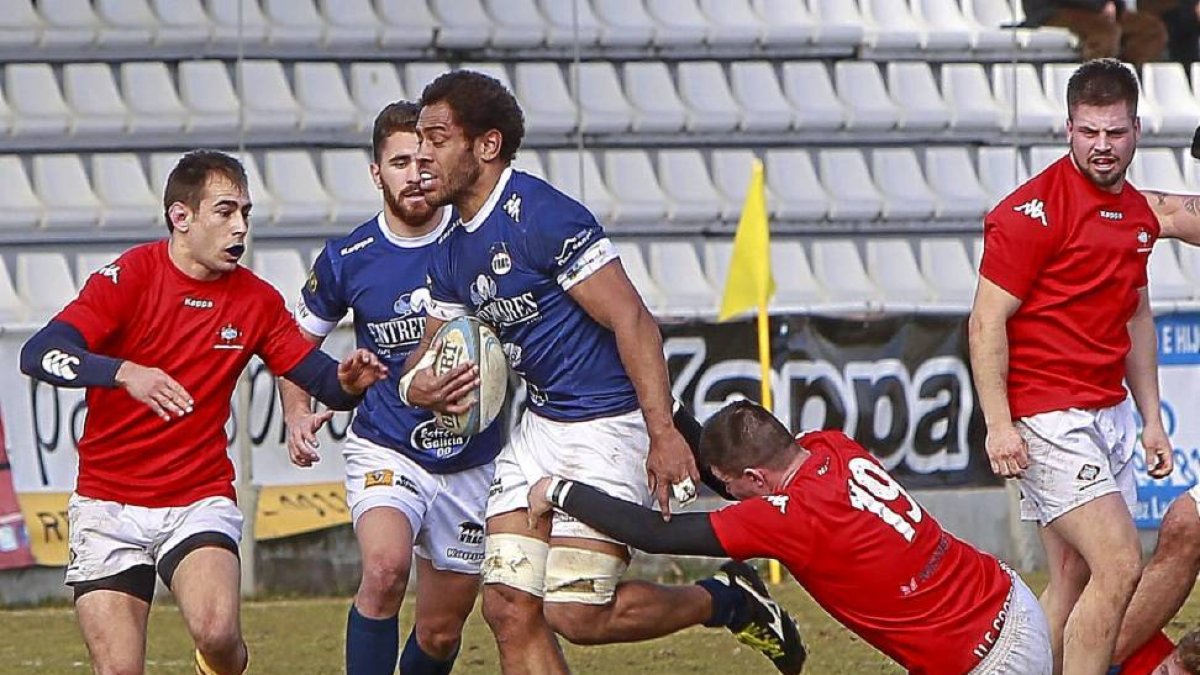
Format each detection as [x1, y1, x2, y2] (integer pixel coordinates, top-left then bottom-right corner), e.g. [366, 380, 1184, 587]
[369, 162, 383, 191]
[476, 129, 503, 162]
[168, 202, 192, 232]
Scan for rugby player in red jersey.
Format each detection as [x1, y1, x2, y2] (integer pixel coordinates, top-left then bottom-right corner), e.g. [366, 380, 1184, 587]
[19, 150, 387, 675]
[529, 400, 1053, 674]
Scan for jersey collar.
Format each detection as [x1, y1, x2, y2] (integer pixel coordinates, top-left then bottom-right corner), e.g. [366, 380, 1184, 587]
[374, 208, 452, 248]
[462, 166, 513, 233]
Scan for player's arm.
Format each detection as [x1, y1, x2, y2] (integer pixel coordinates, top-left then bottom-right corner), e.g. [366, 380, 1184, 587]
[1126, 287, 1172, 478]
[20, 319, 194, 421]
[967, 278, 1026, 477]
[278, 326, 331, 468]
[1142, 190, 1200, 245]
[528, 476, 727, 557]
[397, 314, 478, 415]
[280, 348, 386, 411]
[674, 400, 735, 501]
[569, 260, 700, 515]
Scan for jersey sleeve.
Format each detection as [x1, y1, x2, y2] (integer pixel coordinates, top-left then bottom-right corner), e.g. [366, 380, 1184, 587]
[295, 245, 345, 337]
[708, 495, 814, 566]
[255, 282, 317, 375]
[423, 239, 468, 321]
[979, 194, 1065, 300]
[54, 253, 138, 349]
[525, 199, 617, 291]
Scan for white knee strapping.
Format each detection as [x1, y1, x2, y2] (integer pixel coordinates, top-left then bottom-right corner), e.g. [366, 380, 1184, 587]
[481, 533, 549, 597]
[543, 547, 628, 605]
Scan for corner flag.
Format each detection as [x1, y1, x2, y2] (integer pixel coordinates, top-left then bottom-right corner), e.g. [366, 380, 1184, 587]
[718, 159, 775, 322]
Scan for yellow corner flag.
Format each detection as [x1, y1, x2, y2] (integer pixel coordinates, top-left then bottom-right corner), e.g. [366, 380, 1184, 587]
[718, 159, 775, 322]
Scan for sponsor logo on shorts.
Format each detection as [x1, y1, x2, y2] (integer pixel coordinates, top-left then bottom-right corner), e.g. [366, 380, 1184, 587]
[446, 547, 485, 563]
[364, 469, 394, 488]
[459, 521, 484, 546]
[397, 475, 419, 495]
[488, 478, 502, 498]
[1077, 464, 1101, 483]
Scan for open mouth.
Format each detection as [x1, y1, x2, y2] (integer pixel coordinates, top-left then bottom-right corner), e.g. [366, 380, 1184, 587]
[419, 171, 436, 191]
[225, 244, 245, 260]
[1092, 156, 1117, 170]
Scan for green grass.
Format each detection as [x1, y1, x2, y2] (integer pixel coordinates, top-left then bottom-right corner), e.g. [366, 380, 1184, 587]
[3, 572, 1200, 674]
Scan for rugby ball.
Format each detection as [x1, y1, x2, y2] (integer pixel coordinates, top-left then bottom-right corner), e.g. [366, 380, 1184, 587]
[432, 316, 508, 436]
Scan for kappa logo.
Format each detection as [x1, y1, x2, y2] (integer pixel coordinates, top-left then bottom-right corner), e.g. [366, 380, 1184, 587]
[183, 297, 213, 309]
[503, 193, 522, 222]
[1013, 198, 1049, 227]
[488, 477, 503, 498]
[1100, 209, 1124, 220]
[397, 475, 419, 495]
[364, 469, 395, 488]
[339, 236, 374, 256]
[490, 242, 512, 276]
[458, 521, 484, 546]
[98, 264, 120, 284]
[41, 349, 79, 380]
[765, 495, 789, 514]
[1077, 464, 1101, 483]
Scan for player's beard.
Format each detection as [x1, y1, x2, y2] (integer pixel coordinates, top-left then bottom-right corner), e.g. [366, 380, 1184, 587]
[383, 183, 435, 227]
[1071, 147, 1130, 190]
[427, 151, 482, 209]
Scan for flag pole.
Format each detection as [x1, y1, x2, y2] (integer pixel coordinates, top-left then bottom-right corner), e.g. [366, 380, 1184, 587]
[758, 299, 782, 584]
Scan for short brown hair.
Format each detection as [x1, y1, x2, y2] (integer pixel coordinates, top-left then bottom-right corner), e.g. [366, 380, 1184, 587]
[163, 150, 247, 232]
[699, 400, 796, 474]
[419, 69, 525, 164]
[1178, 629, 1200, 674]
[372, 100, 420, 163]
[1066, 58, 1139, 120]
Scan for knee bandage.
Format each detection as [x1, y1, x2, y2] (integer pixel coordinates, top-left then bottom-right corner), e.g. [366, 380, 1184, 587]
[543, 547, 628, 605]
[481, 533, 549, 597]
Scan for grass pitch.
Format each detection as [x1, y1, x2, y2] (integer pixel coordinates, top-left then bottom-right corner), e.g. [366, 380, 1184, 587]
[4, 572, 1200, 673]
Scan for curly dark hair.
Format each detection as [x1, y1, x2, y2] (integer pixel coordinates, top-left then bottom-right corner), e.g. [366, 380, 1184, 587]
[163, 150, 247, 232]
[1066, 58, 1139, 120]
[419, 69, 525, 163]
[372, 100, 420, 163]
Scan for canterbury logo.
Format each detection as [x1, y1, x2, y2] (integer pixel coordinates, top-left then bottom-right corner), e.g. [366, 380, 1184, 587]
[41, 349, 80, 380]
[1013, 199, 1048, 226]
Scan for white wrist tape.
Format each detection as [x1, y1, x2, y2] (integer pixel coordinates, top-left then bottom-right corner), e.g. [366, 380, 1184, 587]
[397, 348, 437, 407]
[547, 476, 574, 508]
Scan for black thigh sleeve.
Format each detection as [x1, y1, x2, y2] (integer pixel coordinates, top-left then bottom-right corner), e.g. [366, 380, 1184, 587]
[71, 564, 156, 604]
[157, 532, 239, 590]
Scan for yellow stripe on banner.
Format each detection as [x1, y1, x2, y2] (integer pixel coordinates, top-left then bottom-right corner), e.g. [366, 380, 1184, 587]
[254, 482, 350, 540]
[16, 492, 70, 566]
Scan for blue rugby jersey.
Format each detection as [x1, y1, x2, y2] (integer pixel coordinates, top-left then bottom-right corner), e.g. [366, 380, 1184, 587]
[425, 168, 639, 422]
[297, 211, 503, 473]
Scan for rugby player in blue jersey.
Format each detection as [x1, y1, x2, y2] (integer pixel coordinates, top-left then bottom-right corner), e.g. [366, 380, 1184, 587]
[400, 70, 805, 675]
[278, 102, 504, 675]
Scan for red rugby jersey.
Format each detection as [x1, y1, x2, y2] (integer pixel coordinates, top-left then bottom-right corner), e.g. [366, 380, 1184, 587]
[56, 241, 313, 506]
[1120, 631, 1176, 675]
[709, 430, 1012, 675]
[980, 155, 1157, 418]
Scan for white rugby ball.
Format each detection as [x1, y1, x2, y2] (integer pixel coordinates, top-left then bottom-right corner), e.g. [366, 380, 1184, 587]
[432, 316, 508, 436]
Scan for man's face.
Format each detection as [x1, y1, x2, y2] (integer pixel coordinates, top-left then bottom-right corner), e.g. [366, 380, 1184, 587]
[1067, 102, 1140, 193]
[415, 101, 482, 208]
[710, 466, 770, 501]
[173, 173, 251, 277]
[371, 130, 436, 226]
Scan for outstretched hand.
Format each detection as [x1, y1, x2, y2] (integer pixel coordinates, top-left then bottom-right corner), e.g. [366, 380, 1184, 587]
[337, 349, 388, 395]
[116, 361, 194, 422]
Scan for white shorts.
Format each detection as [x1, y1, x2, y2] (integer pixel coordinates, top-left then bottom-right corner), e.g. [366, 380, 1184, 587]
[969, 569, 1053, 674]
[1016, 401, 1138, 526]
[65, 493, 243, 585]
[487, 410, 652, 543]
[343, 431, 494, 574]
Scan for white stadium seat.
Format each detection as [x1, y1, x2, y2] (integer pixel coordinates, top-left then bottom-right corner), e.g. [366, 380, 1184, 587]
[1143, 63, 1200, 135]
[811, 240, 882, 307]
[924, 147, 993, 219]
[376, 0, 438, 48]
[511, 150, 546, 179]
[320, 149, 380, 225]
[919, 237, 978, 307]
[977, 146, 1029, 204]
[482, 0, 547, 48]
[6, 64, 71, 136]
[150, 0, 211, 46]
[94, 0, 156, 46]
[676, 61, 741, 133]
[912, 0, 976, 51]
[234, 60, 302, 132]
[710, 149, 759, 221]
[834, 61, 901, 130]
[177, 60, 240, 133]
[17, 252, 76, 321]
[645, 0, 711, 47]
[92, 154, 160, 229]
[648, 241, 719, 316]
[349, 63, 406, 124]
[1027, 146, 1065, 176]
[886, 62, 951, 130]
[602, 150, 669, 225]
[36, 0, 98, 47]
[614, 242, 666, 312]
[623, 62, 689, 133]
[866, 239, 936, 307]
[573, 62, 634, 134]
[547, 150, 615, 224]
[63, 63, 129, 136]
[0, 155, 43, 229]
[253, 249, 309, 300]
[592, 0, 656, 47]
[207, 0, 269, 47]
[657, 150, 723, 223]
[941, 63, 1007, 132]
[405, 63, 452, 104]
[700, 0, 762, 46]
[764, 150, 829, 222]
[751, 0, 816, 46]
[293, 62, 359, 131]
[860, 0, 923, 51]
[871, 149, 938, 220]
[781, 62, 845, 131]
[1130, 149, 1189, 193]
[730, 62, 794, 132]
[818, 149, 884, 221]
[313, 0, 378, 47]
[148, 152, 182, 196]
[1148, 241, 1195, 307]
[429, 0, 494, 49]
[0, 0, 41, 48]
[240, 153, 279, 224]
[993, 63, 1059, 134]
[0, 257, 30, 323]
[705, 239, 825, 311]
[32, 154, 103, 229]
[514, 63, 577, 136]
[260, 0, 324, 46]
[263, 150, 333, 226]
[808, 0, 865, 48]
[74, 251, 122, 287]
[120, 62, 188, 134]
[537, 0, 602, 47]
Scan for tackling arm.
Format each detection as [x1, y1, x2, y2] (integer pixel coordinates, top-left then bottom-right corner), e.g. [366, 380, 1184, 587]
[1143, 190, 1200, 245]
